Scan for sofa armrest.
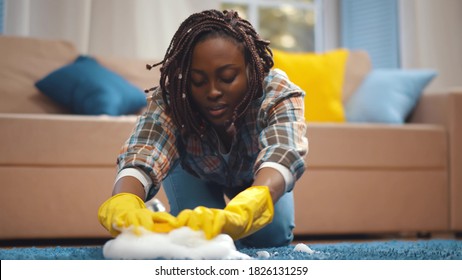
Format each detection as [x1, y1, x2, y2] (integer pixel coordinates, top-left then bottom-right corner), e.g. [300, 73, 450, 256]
[410, 88, 462, 231]
[410, 89, 460, 125]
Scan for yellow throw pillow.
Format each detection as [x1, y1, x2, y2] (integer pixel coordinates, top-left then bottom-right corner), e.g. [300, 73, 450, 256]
[272, 48, 348, 122]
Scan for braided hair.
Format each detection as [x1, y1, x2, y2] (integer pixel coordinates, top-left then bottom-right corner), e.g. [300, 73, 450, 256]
[146, 9, 273, 137]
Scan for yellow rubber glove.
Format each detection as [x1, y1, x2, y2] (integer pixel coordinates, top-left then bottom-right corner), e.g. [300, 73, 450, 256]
[177, 186, 274, 240]
[98, 193, 179, 236]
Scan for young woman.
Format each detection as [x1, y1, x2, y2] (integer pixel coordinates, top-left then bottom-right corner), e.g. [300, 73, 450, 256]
[98, 9, 308, 248]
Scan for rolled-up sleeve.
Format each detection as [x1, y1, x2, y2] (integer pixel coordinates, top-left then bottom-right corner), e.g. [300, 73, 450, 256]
[254, 70, 309, 182]
[117, 89, 180, 191]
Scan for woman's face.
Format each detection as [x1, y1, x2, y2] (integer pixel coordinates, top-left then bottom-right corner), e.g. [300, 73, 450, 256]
[189, 36, 248, 129]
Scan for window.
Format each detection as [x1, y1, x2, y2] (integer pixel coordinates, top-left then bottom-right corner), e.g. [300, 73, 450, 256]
[0, 0, 3, 34]
[341, 0, 400, 68]
[221, 0, 322, 52]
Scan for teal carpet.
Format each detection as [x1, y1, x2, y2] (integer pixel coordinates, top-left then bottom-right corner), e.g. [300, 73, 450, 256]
[1, 239, 461, 260]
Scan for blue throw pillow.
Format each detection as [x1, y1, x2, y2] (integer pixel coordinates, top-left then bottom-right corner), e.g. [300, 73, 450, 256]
[35, 55, 147, 115]
[345, 69, 437, 123]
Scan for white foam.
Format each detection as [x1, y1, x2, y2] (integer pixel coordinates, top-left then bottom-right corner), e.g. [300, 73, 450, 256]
[293, 243, 314, 254]
[256, 250, 271, 258]
[103, 226, 251, 260]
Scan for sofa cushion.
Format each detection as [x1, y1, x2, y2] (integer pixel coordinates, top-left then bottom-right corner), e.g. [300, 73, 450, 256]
[306, 123, 447, 169]
[0, 36, 78, 114]
[345, 69, 437, 124]
[0, 113, 137, 166]
[36, 55, 148, 115]
[272, 48, 348, 122]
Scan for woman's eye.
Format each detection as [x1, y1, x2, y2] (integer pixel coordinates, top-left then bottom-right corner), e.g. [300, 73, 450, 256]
[191, 80, 205, 87]
[221, 76, 236, 84]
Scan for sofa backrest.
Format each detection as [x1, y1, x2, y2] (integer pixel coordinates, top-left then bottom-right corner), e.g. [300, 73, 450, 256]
[0, 36, 161, 115]
[94, 55, 160, 95]
[0, 36, 78, 114]
[97, 51, 371, 105]
[0, 36, 370, 115]
[343, 50, 372, 103]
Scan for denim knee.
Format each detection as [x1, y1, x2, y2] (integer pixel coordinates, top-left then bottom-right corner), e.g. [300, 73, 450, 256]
[238, 191, 295, 248]
[239, 219, 294, 248]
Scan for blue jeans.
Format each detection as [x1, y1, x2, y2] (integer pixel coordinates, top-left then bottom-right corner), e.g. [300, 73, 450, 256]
[162, 163, 295, 248]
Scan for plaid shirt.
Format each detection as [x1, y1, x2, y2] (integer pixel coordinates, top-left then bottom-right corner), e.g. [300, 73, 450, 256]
[117, 69, 308, 195]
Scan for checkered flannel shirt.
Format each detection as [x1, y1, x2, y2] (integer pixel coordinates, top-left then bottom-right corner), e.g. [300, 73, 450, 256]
[117, 69, 308, 195]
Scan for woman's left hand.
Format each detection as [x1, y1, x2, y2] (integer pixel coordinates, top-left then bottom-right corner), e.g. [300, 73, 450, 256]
[176, 185, 274, 240]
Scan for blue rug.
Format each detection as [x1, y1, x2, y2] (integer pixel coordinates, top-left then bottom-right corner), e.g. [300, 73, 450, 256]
[1, 239, 461, 260]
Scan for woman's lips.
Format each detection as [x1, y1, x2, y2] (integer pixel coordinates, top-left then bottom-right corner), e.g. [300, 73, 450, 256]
[208, 104, 227, 118]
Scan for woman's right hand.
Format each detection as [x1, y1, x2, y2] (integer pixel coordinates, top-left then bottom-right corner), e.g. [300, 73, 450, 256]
[98, 193, 178, 236]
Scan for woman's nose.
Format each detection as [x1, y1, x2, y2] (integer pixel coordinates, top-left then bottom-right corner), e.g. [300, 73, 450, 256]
[207, 83, 223, 99]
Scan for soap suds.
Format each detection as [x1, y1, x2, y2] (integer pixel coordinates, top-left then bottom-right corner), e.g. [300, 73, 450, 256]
[256, 250, 271, 258]
[103, 226, 251, 260]
[293, 243, 315, 254]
